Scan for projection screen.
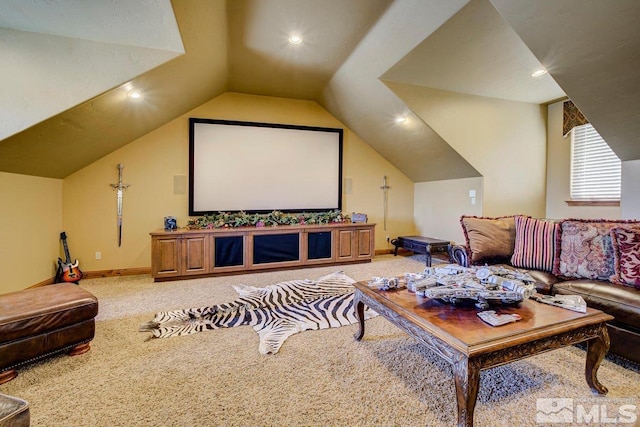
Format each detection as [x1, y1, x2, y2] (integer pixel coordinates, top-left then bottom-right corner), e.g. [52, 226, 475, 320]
[189, 119, 343, 215]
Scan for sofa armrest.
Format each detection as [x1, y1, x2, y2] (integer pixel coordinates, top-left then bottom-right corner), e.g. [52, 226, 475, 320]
[449, 245, 469, 267]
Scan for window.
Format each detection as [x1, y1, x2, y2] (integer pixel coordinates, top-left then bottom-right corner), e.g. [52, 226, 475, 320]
[570, 123, 621, 203]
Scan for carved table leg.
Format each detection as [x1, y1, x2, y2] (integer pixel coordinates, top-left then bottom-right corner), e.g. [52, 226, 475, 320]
[353, 294, 366, 341]
[585, 324, 609, 395]
[453, 356, 481, 427]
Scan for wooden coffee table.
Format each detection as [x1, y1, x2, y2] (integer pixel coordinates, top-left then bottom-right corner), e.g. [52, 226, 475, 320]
[353, 281, 613, 427]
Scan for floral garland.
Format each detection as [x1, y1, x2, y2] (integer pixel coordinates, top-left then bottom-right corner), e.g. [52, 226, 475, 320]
[186, 210, 349, 229]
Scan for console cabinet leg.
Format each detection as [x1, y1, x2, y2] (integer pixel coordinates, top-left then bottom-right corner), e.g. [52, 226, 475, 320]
[0, 369, 17, 385]
[69, 342, 91, 356]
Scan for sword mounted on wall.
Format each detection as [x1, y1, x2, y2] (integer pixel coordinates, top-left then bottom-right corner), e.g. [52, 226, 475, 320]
[110, 164, 130, 247]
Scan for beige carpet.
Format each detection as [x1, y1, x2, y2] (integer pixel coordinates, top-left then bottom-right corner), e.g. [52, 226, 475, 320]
[2, 254, 639, 426]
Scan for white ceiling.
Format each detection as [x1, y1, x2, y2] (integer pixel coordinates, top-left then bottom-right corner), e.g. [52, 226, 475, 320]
[0, 0, 183, 142]
[0, 0, 183, 50]
[227, 0, 392, 100]
[382, 0, 565, 104]
[490, 0, 640, 161]
[0, 0, 638, 180]
[320, 0, 480, 182]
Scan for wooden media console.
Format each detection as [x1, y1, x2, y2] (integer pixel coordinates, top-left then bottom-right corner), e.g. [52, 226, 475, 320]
[150, 223, 375, 281]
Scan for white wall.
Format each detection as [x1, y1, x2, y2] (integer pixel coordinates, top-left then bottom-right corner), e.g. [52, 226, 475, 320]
[546, 101, 621, 219]
[622, 159, 640, 219]
[414, 177, 483, 244]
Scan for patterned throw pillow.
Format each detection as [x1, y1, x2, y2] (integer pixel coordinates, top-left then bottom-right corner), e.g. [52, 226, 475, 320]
[460, 215, 518, 265]
[554, 219, 640, 281]
[610, 227, 640, 288]
[510, 216, 560, 273]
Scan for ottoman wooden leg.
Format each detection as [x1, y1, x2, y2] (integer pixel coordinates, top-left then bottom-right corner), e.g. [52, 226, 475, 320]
[0, 369, 17, 385]
[68, 342, 91, 356]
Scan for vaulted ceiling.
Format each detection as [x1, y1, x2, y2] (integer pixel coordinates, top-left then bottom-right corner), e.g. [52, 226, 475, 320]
[1, 0, 638, 180]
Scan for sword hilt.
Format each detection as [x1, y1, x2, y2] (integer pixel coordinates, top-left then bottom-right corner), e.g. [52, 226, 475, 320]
[110, 164, 130, 190]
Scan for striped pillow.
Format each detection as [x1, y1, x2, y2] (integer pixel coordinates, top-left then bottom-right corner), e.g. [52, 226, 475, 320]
[510, 216, 560, 272]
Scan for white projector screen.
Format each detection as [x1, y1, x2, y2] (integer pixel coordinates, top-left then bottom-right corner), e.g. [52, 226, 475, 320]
[189, 119, 343, 215]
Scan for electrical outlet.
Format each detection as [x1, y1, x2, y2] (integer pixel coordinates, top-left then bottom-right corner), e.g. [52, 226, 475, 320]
[95, 252, 101, 260]
[386, 235, 390, 242]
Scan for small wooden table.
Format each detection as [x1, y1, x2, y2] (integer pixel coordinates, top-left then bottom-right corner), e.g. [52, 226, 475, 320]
[391, 235, 450, 266]
[353, 282, 613, 427]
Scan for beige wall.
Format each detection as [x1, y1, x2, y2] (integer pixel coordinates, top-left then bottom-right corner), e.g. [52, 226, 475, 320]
[545, 101, 621, 219]
[0, 172, 63, 293]
[387, 83, 547, 219]
[62, 92, 415, 273]
[414, 177, 483, 245]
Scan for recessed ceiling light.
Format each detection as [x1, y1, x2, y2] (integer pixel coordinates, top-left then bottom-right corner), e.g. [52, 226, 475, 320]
[531, 69, 547, 78]
[288, 34, 302, 45]
[127, 89, 142, 99]
[395, 115, 407, 124]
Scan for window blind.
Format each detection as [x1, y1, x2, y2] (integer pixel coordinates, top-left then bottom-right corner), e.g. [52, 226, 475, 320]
[570, 124, 621, 200]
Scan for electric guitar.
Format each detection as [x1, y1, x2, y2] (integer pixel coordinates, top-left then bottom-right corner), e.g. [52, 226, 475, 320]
[56, 232, 83, 284]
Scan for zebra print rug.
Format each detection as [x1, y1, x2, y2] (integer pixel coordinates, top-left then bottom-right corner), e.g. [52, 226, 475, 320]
[140, 271, 377, 354]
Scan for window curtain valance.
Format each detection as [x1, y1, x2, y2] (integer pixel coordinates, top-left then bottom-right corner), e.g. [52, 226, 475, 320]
[563, 100, 589, 136]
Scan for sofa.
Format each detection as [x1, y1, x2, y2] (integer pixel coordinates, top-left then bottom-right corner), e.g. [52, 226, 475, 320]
[451, 215, 640, 365]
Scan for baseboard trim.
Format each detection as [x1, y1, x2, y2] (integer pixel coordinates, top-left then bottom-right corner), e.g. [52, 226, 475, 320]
[375, 248, 418, 256]
[30, 267, 152, 288]
[31, 277, 56, 288]
[30, 252, 438, 288]
[375, 249, 394, 255]
[82, 268, 151, 279]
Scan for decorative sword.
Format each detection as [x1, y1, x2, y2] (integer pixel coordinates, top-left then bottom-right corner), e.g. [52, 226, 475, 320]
[110, 164, 130, 247]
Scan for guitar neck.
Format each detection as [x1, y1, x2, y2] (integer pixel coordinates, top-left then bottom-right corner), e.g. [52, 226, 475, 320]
[60, 232, 72, 264]
[63, 240, 72, 263]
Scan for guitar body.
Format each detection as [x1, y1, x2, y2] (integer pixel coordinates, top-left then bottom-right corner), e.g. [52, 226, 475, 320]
[56, 232, 82, 284]
[57, 258, 83, 283]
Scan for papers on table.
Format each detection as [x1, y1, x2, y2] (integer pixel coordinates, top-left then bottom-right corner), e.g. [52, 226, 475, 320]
[530, 294, 587, 313]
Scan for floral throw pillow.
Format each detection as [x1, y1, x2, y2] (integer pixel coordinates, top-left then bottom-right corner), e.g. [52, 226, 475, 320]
[610, 227, 640, 288]
[554, 219, 640, 281]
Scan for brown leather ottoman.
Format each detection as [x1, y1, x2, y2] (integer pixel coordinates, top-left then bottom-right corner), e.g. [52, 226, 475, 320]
[0, 284, 98, 385]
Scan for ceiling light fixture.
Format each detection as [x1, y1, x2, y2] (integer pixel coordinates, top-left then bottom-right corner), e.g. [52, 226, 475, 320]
[395, 115, 407, 124]
[127, 89, 142, 99]
[531, 69, 547, 78]
[288, 34, 302, 45]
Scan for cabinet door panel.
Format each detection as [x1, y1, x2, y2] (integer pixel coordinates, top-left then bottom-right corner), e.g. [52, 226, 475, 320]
[182, 235, 209, 274]
[308, 231, 333, 260]
[357, 229, 373, 258]
[253, 233, 300, 264]
[213, 235, 245, 268]
[336, 230, 354, 260]
[152, 238, 181, 277]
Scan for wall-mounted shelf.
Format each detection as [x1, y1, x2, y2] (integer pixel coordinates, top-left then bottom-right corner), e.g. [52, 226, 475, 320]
[150, 223, 375, 281]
